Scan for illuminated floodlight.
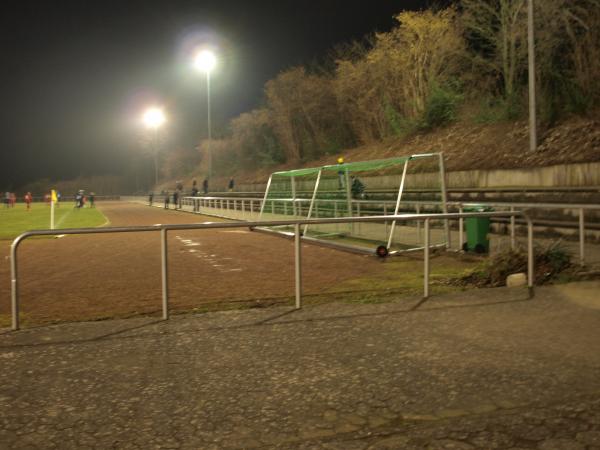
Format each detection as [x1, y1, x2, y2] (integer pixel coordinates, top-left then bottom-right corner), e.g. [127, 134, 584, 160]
[194, 49, 216, 73]
[142, 107, 166, 129]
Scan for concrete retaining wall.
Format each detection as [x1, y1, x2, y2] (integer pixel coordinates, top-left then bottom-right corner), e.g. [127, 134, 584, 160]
[240, 162, 600, 192]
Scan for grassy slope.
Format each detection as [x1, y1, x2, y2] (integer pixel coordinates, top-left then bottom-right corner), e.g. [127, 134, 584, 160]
[158, 111, 600, 192]
[0, 203, 108, 240]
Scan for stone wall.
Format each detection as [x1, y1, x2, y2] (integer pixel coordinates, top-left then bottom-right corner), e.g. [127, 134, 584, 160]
[240, 162, 600, 193]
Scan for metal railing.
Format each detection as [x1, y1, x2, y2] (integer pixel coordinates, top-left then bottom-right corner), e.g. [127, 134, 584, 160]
[9, 211, 530, 331]
[169, 195, 598, 266]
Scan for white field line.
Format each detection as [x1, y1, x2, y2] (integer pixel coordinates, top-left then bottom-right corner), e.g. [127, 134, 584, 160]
[52, 205, 111, 239]
[54, 208, 74, 229]
[175, 235, 243, 273]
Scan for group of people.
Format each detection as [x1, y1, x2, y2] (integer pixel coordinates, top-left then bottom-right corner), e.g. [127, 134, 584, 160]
[151, 177, 236, 210]
[3, 191, 17, 208]
[3, 191, 34, 210]
[2, 190, 97, 210]
[190, 178, 210, 197]
[74, 190, 95, 208]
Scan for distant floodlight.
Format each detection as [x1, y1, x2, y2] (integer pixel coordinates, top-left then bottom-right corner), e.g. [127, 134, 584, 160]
[143, 107, 166, 129]
[194, 50, 216, 73]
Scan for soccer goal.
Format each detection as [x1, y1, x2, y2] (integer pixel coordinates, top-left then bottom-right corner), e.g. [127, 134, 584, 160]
[257, 152, 449, 256]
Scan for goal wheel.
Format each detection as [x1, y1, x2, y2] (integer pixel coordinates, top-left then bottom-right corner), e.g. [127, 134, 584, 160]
[376, 245, 389, 258]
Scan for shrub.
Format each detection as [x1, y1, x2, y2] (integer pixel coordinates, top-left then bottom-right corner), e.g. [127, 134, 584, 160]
[420, 84, 462, 129]
[459, 241, 572, 287]
[473, 94, 524, 124]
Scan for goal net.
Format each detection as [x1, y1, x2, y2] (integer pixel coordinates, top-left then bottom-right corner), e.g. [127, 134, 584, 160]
[258, 153, 449, 255]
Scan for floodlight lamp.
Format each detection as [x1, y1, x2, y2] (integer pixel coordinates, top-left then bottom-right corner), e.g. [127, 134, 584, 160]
[143, 107, 166, 129]
[194, 50, 216, 73]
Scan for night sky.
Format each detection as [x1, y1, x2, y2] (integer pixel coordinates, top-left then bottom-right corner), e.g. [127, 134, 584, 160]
[0, 0, 431, 190]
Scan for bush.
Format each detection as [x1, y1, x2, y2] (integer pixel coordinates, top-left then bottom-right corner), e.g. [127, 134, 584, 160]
[473, 94, 524, 124]
[459, 241, 572, 287]
[420, 84, 462, 129]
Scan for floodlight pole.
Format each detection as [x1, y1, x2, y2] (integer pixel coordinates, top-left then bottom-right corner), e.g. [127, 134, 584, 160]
[206, 71, 213, 179]
[528, 0, 537, 152]
[153, 127, 160, 186]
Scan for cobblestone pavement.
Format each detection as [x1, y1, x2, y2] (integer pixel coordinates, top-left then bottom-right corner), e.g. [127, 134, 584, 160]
[1, 282, 600, 449]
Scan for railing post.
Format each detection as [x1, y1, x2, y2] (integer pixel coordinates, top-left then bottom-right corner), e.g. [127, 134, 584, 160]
[510, 206, 516, 250]
[579, 208, 585, 267]
[527, 217, 534, 299]
[294, 223, 302, 309]
[383, 203, 389, 240]
[424, 219, 430, 299]
[458, 205, 464, 252]
[10, 239, 20, 331]
[416, 203, 422, 243]
[161, 228, 169, 320]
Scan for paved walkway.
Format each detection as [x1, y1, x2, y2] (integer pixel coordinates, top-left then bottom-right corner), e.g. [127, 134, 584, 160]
[1, 282, 600, 449]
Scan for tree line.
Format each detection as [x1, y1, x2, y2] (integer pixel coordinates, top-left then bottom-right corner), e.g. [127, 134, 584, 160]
[188, 1, 600, 180]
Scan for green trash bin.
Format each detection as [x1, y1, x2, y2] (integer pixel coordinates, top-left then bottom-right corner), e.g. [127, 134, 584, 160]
[463, 204, 493, 253]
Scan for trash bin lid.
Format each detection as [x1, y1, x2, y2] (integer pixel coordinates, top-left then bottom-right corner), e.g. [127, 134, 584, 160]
[463, 204, 494, 212]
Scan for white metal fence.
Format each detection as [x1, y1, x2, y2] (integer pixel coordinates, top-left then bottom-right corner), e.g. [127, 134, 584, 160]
[131, 194, 599, 266]
[9, 211, 531, 331]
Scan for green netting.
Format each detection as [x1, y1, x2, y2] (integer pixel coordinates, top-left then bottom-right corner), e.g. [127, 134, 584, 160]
[272, 156, 412, 178]
[272, 167, 322, 177]
[260, 153, 448, 254]
[321, 156, 411, 173]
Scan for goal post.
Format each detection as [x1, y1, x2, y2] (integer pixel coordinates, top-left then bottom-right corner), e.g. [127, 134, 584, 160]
[258, 152, 449, 255]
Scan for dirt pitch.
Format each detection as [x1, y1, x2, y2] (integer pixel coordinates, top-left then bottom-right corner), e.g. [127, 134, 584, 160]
[0, 202, 409, 326]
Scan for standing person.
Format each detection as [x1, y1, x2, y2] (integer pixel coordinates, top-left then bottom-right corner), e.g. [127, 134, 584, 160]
[202, 178, 208, 195]
[148, 191, 154, 206]
[172, 190, 179, 210]
[164, 191, 170, 209]
[3, 191, 9, 208]
[9, 192, 16, 207]
[190, 179, 198, 212]
[351, 176, 365, 199]
[89, 192, 95, 208]
[24, 192, 32, 211]
[228, 177, 235, 192]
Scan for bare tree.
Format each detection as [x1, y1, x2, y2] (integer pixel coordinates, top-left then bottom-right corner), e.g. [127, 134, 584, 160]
[462, 0, 528, 100]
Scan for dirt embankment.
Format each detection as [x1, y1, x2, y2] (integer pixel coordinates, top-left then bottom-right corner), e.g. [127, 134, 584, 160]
[160, 112, 600, 191]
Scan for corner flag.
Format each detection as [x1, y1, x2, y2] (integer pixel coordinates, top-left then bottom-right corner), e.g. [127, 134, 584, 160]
[50, 190, 57, 230]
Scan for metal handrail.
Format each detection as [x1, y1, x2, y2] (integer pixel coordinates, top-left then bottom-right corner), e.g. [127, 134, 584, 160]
[9, 211, 532, 331]
[178, 195, 600, 211]
[172, 194, 597, 267]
